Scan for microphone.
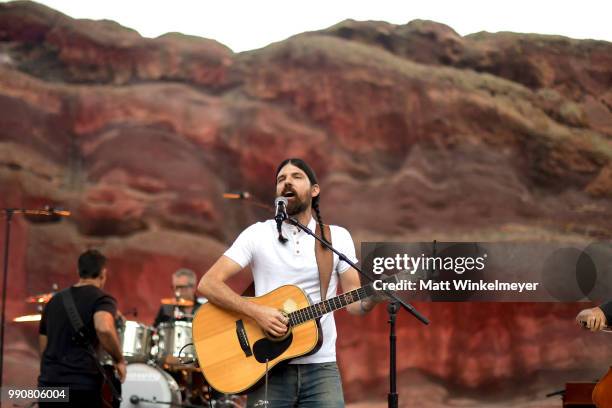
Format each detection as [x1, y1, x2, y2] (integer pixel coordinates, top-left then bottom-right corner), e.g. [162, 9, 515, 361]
[20, 206, 71, 223]
[47, 208, 71, 217]
[222, 192, 272, 211]
[275, 197, 288, 244]
[43, 205, 71, 216]
[223, 191, 251, 200]
[274, 197, 288, 223]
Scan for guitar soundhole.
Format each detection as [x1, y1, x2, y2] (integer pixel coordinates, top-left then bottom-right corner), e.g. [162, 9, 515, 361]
[252, 333, 293, 363]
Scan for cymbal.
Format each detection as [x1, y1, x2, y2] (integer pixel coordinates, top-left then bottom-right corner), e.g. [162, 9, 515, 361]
[13, 314, 42, 323]
[161, 298, 194, 307]
[25, 293, 53, 304]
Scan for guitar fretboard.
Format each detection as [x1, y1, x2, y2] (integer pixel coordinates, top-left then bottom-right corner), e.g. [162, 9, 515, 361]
[287, 286, 373, 327]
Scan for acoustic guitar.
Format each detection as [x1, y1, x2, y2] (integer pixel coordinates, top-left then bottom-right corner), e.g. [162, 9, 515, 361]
[192, 272, 406, 394]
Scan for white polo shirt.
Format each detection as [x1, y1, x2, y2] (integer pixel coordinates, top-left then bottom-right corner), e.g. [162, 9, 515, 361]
[224, 217, 357, 364]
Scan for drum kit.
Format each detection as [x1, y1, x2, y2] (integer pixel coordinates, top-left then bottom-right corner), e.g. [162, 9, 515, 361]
[15, 290, 245, 408]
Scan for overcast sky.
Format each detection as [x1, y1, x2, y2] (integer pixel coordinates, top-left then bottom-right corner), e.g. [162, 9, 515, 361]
[7, 0, 612, 52]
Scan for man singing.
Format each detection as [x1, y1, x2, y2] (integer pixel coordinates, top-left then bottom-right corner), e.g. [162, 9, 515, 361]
[198, 158, 380, 407]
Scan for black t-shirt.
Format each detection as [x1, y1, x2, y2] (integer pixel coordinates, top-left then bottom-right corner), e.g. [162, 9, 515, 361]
[38, 285, 117, 390]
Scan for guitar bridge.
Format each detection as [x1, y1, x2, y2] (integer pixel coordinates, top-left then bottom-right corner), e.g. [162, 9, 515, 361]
[235, 320, 253, 357]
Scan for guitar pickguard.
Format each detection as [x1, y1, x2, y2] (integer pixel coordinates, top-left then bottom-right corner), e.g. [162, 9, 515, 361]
[282, 298, 298, 313]
[252, 333, 294, 363]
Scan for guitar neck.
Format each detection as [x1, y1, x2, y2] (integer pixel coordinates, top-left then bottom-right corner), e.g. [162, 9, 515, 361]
[288, 284, 375, 327]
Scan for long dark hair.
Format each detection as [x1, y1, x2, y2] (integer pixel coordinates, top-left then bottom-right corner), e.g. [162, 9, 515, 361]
[275, 158, 328, 247]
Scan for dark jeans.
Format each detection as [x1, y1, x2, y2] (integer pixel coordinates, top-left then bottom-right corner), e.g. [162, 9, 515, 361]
[247, 362, 345, 408]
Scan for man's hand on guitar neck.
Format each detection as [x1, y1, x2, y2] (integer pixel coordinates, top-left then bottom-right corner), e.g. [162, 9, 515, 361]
[250, 304, 289, 337]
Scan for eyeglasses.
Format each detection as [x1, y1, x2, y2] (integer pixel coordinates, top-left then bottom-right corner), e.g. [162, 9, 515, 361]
[173, 284, 194, 290]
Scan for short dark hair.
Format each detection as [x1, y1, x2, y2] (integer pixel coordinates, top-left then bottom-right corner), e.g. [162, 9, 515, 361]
[78, 249, 107, 278]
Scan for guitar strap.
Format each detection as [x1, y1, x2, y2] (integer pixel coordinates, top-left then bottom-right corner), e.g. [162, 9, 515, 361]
[241, 222, 333, 301]
[314, 223, 333, 300]
[60, 288, 122, 405]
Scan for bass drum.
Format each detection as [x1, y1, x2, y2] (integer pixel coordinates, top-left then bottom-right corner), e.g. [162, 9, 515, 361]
[120, 363, 181, 408]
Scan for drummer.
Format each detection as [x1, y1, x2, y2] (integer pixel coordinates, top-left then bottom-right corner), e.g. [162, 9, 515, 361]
[153, 268, 203, 326]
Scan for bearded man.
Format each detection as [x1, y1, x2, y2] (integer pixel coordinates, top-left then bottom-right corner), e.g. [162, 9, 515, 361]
[198, 158, 379, 407]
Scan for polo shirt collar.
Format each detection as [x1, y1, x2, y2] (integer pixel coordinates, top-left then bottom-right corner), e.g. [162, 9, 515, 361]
[283, 216, 317, 234]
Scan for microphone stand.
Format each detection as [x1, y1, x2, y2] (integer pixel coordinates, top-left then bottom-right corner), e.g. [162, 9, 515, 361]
[286, 216, 429, 408]
[0, 207, 69, 388]
[0, 209, 14, 389]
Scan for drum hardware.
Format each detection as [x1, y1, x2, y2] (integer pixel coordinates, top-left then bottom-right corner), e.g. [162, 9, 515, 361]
[126, 395, 207, 407]
[25, 284, 58, 304]
[155, 321, 195, 364]
[25, 292, 53, 304]
[178, 343, 196, 364]
[15, 285, 58, 323]
[120, 320, 154, 363]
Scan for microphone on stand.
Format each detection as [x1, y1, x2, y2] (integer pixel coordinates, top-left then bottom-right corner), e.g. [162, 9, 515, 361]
[43, 206, 71, 217]
[222, 191, 272, 210]
[1, 206, 71, 388]
[274, 197, 288, 223]
[222, 191, 251, 200]
[17, 206, 71, 223]
[274, 197, 288, 244]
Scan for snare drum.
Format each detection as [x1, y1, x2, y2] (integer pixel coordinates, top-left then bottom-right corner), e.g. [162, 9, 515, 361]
[120, 363, 181, 408]
[155, 321, 195, 363]
[120, 320, 153, 363]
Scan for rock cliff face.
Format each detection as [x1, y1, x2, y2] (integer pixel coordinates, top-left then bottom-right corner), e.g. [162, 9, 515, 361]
[1, 2, 611, 405]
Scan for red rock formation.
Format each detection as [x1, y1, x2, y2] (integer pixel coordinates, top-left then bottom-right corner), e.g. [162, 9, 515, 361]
[1, 2, 612, 406]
